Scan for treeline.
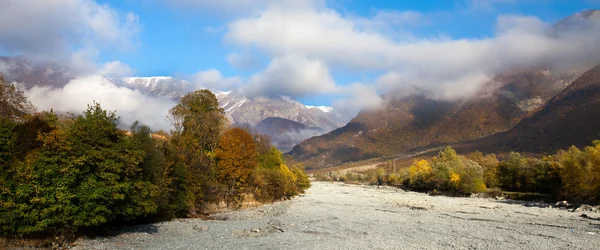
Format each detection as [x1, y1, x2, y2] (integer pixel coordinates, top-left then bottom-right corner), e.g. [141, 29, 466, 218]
[0, 78, 309, 237]
[318, 144, 600, 202]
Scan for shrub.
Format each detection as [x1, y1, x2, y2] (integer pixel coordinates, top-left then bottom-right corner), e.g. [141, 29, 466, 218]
[408, 159, 433, 189]
[406, 147, 486, 194]
[252, 147, 310, 202]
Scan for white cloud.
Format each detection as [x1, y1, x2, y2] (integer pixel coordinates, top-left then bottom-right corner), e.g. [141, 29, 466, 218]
[0, 0, 140, 73]
[192, 69, 243, 91]
[242, 55, 338, 98]
[225, 4, 600, 106]
[100, 61, 135, 78]
[167, 0, 324, 15]
[226, 51, 263, 70]
[26, 75, 175, 130]
[333, 83, 383, 118]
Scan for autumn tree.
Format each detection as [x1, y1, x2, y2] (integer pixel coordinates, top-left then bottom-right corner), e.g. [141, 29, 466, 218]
[0, 73, 35, 122]
[215, 127, 258, 205]
[557, 142, 600, 201]
[467, 151, 499, 188]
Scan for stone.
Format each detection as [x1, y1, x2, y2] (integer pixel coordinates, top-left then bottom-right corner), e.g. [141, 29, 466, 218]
[193, 225, 209, 232]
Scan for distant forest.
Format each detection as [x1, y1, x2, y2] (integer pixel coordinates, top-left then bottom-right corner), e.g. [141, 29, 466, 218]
[319, 145, 600, 203]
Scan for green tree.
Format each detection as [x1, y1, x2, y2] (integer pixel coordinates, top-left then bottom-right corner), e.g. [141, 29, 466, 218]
[168, 90, 226, 211]
[0, 103, 159, 236]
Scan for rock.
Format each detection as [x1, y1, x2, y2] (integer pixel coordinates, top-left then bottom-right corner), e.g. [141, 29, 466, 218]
[555, 201, 568, 207]
[574, 204, 598, 213]
[193, 225, 209, 232]
[251, 228, 260, 233]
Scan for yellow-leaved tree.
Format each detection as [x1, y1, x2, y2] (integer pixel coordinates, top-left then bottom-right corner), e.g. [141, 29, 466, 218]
[215, 127, 258, 206]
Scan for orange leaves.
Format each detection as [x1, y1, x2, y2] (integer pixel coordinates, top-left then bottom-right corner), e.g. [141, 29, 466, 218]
[215, 128, 258, 192]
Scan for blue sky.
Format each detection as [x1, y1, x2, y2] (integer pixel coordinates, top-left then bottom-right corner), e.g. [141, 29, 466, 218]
[2, 0, 600, 125]
[84, 0, 600, 106]
[95, 0, 597, 76]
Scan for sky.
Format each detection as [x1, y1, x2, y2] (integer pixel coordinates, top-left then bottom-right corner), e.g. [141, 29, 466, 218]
[2, 0, 600, 129]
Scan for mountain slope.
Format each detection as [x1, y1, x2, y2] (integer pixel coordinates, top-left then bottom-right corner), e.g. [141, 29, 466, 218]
[290, 68, 585, 169]
[216, 91, 344, 128]
[496, 64, 600, 153]
[254, 117, 324, 153]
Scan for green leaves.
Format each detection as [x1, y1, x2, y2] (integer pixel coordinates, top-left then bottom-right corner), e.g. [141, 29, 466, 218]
[0, 103, 159, 236]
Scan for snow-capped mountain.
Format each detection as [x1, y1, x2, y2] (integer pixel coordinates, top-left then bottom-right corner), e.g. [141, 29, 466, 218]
[217, 91, 346, 129]
[116, 76, 348, 130]
[120, 76, 195, 99]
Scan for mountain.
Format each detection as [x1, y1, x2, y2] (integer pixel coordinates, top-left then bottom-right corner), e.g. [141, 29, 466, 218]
[120, 76, 195, 99]
[254, 117, 324, 153]
[290, 67, 586, 169]
[491, 64, 600, 153]
[118, 76, 347, 129]
[215, 91, 345, 128]
[115, 76, 348, 152]
[0, 56, 72, 89]
[0, 59, 347, 152]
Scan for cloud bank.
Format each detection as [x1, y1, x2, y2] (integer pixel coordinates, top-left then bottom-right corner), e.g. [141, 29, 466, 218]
[223, 4, 600, 113]
[27, 76, 175, 130]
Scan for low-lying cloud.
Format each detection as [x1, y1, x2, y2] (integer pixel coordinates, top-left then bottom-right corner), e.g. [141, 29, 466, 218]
[27, 75, 176, 130]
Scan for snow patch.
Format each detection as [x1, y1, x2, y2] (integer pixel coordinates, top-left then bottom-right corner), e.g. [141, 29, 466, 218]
[306, 105, 333, 113]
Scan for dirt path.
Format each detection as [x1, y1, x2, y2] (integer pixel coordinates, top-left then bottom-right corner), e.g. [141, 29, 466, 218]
[73, 182, 600, 249]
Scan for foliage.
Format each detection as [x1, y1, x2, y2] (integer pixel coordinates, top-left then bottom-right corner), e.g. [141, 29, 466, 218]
[408, 159, 432, 189]
[555, 142, 600, 201]
[0, 73, 35, 122]
[215, 128, 258, 206]
[0, 89, 311, 238]
[252, 147, 310, 202]
[0, 103, 158, 236]
[467, 151, 499, 188]
[168, 89, 226, 211]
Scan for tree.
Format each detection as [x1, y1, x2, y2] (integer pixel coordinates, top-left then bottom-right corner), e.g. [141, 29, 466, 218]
[169, 89, 225, 160]
[215, 127, 258, 205]
[0, 103, 159, 236]
[467, 151, 499, 188]
[168, 89, 226, 211]
[0, 73, 35, 121]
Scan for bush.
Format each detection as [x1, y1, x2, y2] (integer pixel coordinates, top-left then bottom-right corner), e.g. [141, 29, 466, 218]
[405, 147, 486, 194]
[252, 147, 310, 202]
[408, 159, 433, 189]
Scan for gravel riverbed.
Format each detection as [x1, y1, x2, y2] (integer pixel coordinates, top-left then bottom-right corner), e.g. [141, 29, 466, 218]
[72, 182, 600, 249]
